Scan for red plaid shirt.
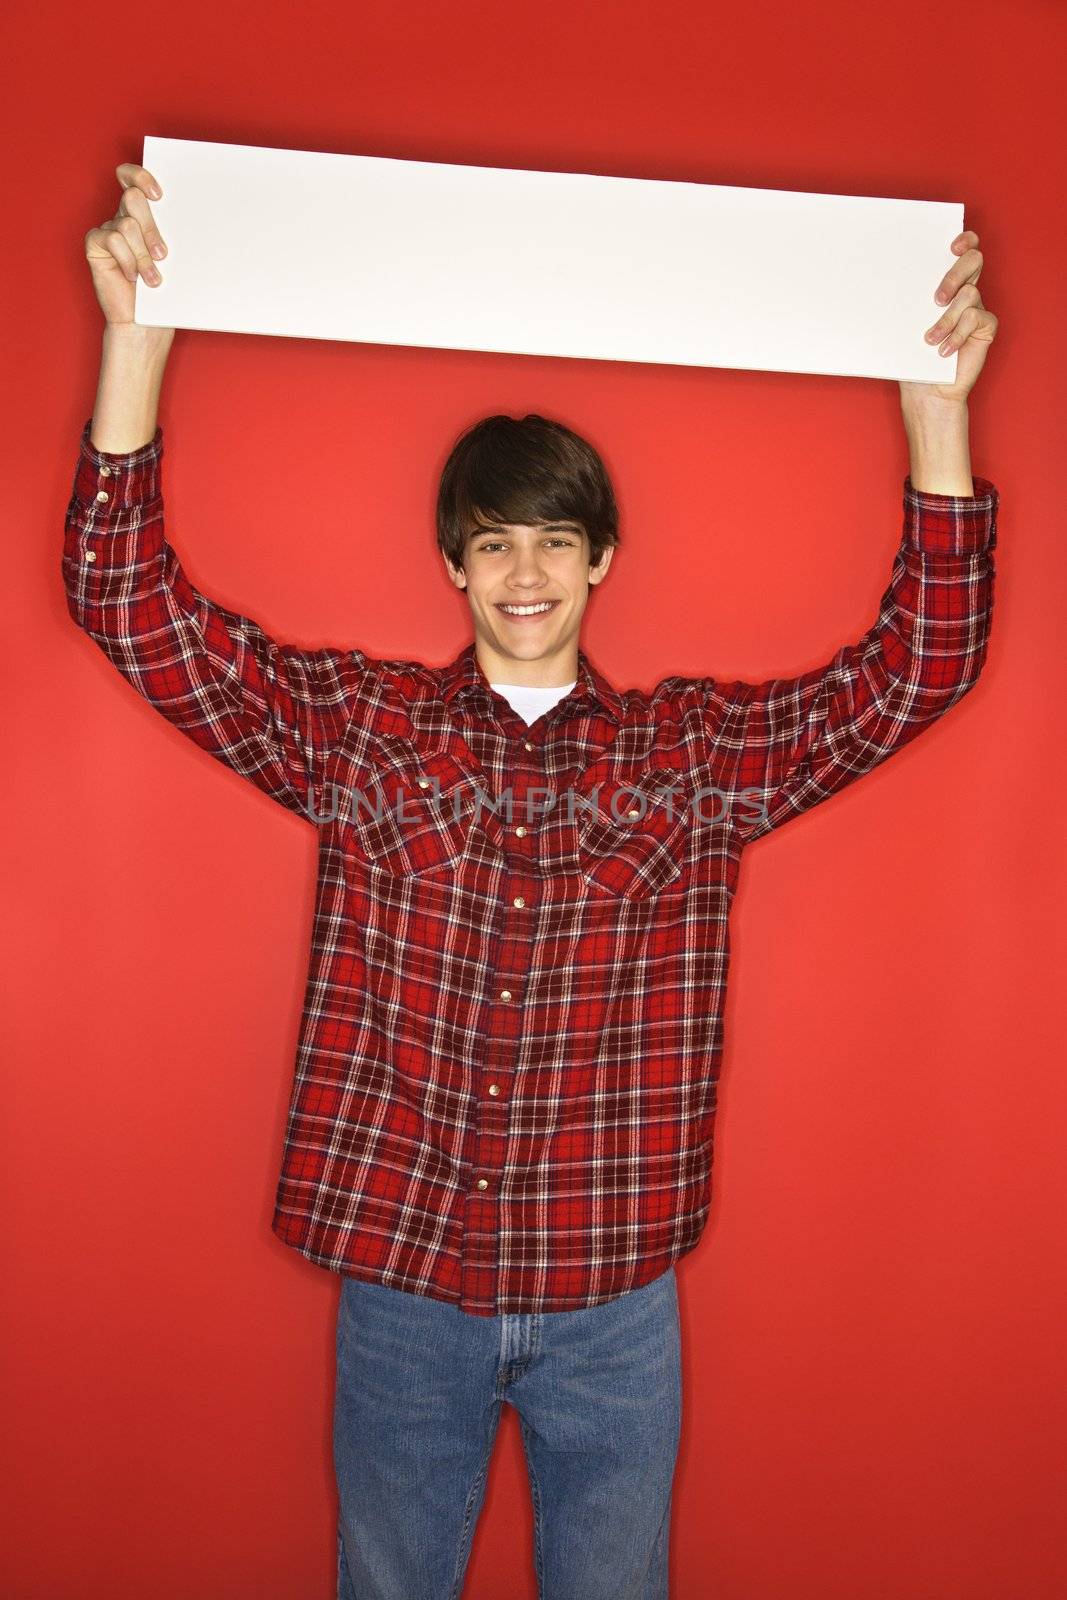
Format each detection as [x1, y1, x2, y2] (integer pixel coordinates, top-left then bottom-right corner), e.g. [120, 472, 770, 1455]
[63, 418, 999, 1316]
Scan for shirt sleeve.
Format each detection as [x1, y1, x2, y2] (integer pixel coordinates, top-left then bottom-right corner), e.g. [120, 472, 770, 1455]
[702, 475, 999, 845]
[62, 418, 374, 823]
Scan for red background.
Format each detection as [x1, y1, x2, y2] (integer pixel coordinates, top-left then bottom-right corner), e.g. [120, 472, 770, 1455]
[5, 0, 1064, 1595]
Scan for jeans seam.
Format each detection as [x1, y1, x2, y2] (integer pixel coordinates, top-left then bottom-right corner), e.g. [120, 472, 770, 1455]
[647, 1490, 673, 1600]
[446, 1400, 501, 1600]
[518, 1414, 546, 1598]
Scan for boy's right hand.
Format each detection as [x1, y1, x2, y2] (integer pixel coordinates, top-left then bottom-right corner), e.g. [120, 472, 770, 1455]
[85, 163, 173, 332]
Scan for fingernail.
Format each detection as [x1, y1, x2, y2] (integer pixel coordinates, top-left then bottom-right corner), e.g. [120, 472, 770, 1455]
[151, 243, 165, 259]
[149, 185, 162, 198]
[935, 290, 949, 304]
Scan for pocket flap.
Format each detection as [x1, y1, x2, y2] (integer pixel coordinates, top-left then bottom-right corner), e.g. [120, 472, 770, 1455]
[576, 763, 690, 899]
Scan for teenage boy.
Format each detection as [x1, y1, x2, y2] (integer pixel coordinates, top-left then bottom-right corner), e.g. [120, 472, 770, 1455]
[66, 162, 999, 1600]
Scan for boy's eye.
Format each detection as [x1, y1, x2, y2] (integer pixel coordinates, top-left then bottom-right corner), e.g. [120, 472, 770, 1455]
[476, 537, 572, 552]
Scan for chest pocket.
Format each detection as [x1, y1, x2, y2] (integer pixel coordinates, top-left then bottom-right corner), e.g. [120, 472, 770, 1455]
[576, 763, 690, 900]
[339, 738, 474, 879]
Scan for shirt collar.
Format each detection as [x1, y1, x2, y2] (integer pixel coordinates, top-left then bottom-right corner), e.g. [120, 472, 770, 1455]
[439, 641, 623, 725]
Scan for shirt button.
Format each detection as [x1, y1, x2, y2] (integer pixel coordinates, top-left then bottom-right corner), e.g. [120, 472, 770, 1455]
[83, 550, 97, 563]
[500, 989, 512, 1001]
[95, 489, 109, 503]
[512, 895, 525, 909]
[99, 465, 112, 477]
[514, 825, 527, 837]
[476, 1178, 489, 1190]
[488, 1083, 500, 1097]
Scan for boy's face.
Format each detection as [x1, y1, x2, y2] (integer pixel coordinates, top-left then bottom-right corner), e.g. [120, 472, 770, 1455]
[443, 518, 614, 684]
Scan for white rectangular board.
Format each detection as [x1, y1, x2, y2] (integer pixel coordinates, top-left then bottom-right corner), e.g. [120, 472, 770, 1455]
[134, 134, 961, 384]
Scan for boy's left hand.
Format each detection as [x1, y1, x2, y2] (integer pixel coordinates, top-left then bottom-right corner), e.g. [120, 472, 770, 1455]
[900, 230, 999, 407]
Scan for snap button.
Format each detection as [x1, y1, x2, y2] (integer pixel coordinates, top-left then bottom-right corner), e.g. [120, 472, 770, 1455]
[488, 1084, 500, 1097]
[476, 1178, 489, 1191]
[499, 989, 512, 1001]
[99, 466, 112, 477]
[95, 490, 109, 503]
[512, 896, 525, 909]
[83, 550, 97, 563]
[515, 826, 527, 837]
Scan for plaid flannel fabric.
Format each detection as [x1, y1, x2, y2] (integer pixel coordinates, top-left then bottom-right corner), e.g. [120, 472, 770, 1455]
[64, 419, 998, 1314]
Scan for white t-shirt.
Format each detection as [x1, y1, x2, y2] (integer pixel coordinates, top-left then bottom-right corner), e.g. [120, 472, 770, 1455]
[490, 681, 577, 726]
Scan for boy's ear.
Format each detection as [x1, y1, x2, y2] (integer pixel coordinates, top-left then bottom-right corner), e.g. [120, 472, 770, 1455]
[588, 546, 615, 586]
[444, 553, 467, 589]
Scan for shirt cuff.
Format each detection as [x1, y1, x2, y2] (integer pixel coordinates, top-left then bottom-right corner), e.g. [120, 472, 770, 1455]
[903, 473, 999, 556]
[73, 416, 164, 513]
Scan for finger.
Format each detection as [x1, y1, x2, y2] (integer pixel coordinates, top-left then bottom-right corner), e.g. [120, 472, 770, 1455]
[935, 246, 983, 303]
[118, 182, 167, 262]
[925, 283, 982, 345]
[117, 162, 163, 201]
[934, 305, 997, 356]
[97, 224, 142, 283]
[108, 212, 162, 284]
[951, 230, 979, 254]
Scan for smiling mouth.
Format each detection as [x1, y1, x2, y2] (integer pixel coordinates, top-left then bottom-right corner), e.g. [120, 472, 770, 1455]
[495, 600, 561, 619]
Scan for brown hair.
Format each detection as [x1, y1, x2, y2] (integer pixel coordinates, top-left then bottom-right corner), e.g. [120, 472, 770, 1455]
[436, 413, 620, 574]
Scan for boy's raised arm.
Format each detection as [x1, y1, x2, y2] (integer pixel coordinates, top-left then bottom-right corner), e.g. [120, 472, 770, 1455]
[63, 163, 372, 824]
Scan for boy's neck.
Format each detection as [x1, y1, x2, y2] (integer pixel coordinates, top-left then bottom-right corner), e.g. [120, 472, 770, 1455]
[475, 638, 579, 689]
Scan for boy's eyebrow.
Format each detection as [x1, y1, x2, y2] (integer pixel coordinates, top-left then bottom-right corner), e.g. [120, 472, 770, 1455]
[467, 520, 584, 537]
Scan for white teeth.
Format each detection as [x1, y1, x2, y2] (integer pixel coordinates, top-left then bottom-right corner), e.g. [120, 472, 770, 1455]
[500, 602, 555, 615]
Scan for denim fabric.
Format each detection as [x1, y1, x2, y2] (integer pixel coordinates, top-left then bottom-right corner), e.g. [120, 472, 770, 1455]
[334, 1266, 682, 1599]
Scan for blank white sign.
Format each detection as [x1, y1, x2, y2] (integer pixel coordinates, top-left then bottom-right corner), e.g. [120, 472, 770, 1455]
[134, 134, 962, 384]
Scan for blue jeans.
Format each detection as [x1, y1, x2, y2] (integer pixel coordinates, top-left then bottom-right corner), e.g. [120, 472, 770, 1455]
[334, 1265, 682, 1600]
